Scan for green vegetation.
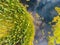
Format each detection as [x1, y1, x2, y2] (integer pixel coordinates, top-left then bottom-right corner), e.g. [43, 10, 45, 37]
[0, 0, 35, 45]
[48, 7, 60, 45]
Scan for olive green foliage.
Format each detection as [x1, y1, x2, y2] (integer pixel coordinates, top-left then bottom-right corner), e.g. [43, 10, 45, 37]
[0, 0, 34, 45]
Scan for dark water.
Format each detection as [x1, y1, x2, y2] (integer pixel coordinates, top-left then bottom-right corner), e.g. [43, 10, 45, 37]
[20, 0, 60, 45]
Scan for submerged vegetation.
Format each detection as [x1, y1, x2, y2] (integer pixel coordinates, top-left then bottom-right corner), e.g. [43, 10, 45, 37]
[0, 0, 34, 45]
